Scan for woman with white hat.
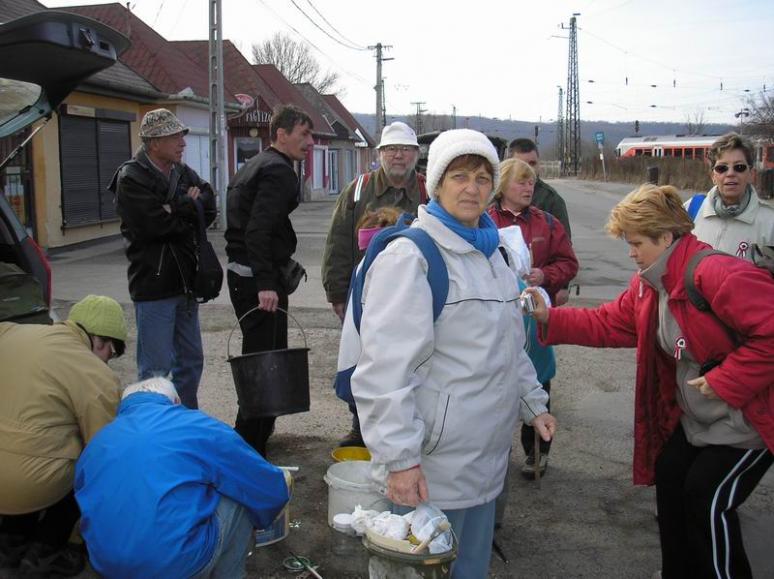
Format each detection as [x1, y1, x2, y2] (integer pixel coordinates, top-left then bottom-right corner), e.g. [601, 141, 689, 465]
[351, 129, 556, 577]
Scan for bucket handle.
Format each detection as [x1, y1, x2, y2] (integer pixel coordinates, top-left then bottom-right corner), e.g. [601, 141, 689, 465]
[227, 306, 308, 359]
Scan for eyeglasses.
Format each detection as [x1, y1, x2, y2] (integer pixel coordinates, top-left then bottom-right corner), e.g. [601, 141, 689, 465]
[381, 145, 416, 155]
[713, 163, 748, 174]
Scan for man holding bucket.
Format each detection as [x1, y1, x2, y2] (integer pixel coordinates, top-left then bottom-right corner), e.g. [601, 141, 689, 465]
[75, 378, 290, 579]
[225, 104, 315, 456]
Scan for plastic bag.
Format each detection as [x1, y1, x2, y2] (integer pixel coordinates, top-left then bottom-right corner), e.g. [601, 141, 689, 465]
[410, 503, 453, 554]
[350, 505, 381, 536]
[498, 226, 531, 278]
[367, 511, 410, 540]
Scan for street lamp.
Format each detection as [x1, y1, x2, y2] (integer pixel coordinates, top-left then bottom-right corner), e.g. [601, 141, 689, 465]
[735, 107, 751, 133]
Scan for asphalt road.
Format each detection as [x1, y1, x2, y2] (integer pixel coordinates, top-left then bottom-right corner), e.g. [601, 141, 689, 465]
[45, 178, 772, 579]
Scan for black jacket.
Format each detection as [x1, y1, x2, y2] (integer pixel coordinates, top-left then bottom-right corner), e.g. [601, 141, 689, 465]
[224, 147, 299, 292]
[110, 149, 216, 301]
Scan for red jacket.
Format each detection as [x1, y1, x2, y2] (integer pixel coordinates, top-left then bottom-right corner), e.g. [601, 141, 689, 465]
[540, 234, 774, 485]
[487, 204, 578, 302]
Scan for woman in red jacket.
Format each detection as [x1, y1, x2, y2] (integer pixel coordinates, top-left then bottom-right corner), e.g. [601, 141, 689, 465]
[487, 158, 578, 479]
[528, 183, 774, 579]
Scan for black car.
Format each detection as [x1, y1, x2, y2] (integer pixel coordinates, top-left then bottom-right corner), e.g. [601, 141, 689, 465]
[0, 11, 128, 322]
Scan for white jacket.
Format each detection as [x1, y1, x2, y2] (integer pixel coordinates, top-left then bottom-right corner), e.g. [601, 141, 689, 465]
[689, 187, 774, 260]
[349, 207, 547, 509]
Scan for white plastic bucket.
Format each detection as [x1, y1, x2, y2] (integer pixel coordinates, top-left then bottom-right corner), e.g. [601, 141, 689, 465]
[323, 460, 390, 526]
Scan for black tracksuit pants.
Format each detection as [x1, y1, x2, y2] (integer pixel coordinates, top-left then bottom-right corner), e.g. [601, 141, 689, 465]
[227, 270, 288, 457]
[655, 425, 772, 579]
[0, 491, 80, 548]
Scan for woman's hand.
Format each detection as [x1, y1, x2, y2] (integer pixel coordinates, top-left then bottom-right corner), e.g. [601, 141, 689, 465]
[687, 376, 718, 399]
[386, 465, 429, 507]
[525, 267, 545, 286]
[531, 412, 557, 442]
[524, 287, 549, 324]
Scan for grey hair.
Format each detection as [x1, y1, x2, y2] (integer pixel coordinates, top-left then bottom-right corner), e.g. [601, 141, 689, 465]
[122, 377, 180, 404]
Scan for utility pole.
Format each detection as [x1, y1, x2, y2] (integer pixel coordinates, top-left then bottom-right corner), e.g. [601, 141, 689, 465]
[563, 13, 581, 175]
[411, 101, 426, 134]
[556, 86, 565, 174]
[208, 0, 226, 228]
[452, 105, 457, 129]
[368, 43, 393, 137]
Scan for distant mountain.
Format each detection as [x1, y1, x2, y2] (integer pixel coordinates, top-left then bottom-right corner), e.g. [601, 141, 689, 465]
[353, 113, 735, 159]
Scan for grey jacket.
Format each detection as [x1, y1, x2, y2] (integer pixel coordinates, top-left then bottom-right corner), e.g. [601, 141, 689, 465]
[350, 207, 548, 509]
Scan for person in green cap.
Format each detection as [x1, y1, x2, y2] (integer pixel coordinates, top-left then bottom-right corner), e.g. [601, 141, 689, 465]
[0, 295, 127, 577]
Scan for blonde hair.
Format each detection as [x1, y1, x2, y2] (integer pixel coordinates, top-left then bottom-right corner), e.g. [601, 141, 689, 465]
[606, 183, 694, 239]
[495, 158, 536, 200]
[356, 206, 402, 231]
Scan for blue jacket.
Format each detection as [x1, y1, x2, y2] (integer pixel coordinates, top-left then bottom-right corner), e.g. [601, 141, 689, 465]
[75, 393, 289, 579]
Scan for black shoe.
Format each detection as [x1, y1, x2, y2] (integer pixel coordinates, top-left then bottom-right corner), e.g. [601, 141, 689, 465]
[18, 542, 85, 578]
[0, 533, 28, 569]
[520, 452, 548, 480]
[338, 427, 366, 448]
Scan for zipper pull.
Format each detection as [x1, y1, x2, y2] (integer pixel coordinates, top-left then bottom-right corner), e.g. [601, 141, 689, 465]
[674, 336, 686, 360]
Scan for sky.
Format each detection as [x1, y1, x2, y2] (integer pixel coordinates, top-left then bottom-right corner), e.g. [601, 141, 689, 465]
[44, 0, 774, 126]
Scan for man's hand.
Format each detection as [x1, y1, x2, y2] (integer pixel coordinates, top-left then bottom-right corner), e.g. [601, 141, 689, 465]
[531, 412, 557, 442]
[386, 466, 429, 507]
[687, 376, 718, 399]
[524, 287, 550, 324]
[258, 290, 279, 312]
[525, 268, 545, 286]
[187, 186, 201, 200]
[332, 302, 346, 322]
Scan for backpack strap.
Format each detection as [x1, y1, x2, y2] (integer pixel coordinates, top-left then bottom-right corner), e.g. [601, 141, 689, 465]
[687, 194, 706, 221]
[684, 249, 728, 311]
[391, 228, 449, 322]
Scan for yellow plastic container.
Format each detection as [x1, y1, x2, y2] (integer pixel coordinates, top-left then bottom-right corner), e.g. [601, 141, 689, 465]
[331, 446, 371, 462]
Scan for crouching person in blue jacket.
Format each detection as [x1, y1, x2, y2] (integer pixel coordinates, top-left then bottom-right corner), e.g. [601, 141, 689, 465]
[74, 378, 289, 579]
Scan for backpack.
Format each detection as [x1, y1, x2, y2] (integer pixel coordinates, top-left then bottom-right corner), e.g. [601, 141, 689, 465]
[333, 213, 448, 405]
[686, 194, 706, 221]
[192, 200, 223, 303]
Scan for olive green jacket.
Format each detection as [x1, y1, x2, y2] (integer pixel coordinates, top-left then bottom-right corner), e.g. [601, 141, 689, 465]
[321, 168, 426, 305]
[0, 320, 120, 513]
[532, 178, 571, 239]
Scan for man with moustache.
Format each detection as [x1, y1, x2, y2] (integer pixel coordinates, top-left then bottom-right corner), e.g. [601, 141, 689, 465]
[322, 121, 427, 447]
[225, 104, 314, 456]
[112, 108, 216, 410]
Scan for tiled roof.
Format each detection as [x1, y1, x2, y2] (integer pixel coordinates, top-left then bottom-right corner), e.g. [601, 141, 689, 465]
[322, 94, 376, 147]
[83, 60, 163, 98]
[252, 64, 335, 137]
[0, 0, 47, 21]
[173, 39, 279, 110]
[295, 83, 356, 141]
[62, 3, 223, 100]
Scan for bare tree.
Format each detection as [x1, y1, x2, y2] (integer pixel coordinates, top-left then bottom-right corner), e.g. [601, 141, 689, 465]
[746, 91, 774, 138]
[685, 109, 706, 135]
[252, 33, 340, 94]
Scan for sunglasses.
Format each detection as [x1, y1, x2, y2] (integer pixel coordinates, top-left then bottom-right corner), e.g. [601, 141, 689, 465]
[713, 163, 748, 174]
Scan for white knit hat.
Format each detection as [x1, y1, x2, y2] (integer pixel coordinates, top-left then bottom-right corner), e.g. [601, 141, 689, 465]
[378, 121, 418, 149]
[425, 129, 500, 199]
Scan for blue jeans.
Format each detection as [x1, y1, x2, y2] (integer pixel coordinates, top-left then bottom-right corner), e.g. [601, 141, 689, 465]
[190, 496, 253, 579]
[135, 295, 203, 408]
[393, 499, 496, 579]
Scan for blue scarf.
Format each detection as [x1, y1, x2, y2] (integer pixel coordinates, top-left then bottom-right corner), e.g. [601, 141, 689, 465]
[426, 199, 500, 257]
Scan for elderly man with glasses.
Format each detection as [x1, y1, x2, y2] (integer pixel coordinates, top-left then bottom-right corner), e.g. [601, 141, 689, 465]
[687, 132, 774, 260]
[322, 121, 428, 446]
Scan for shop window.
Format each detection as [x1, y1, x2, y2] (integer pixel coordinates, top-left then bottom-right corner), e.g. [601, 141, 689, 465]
[235, 137, 261, 171]
[313, 147, 325, 190]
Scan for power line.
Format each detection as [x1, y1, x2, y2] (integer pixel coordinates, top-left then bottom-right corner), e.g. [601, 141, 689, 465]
[152, 0, 166, 26]
[255, 0, 370, 86]
[288, 0, 368, 51]
[303, 0, 367, 50]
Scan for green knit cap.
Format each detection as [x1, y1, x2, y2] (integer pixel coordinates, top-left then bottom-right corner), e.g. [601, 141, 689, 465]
[68, 295, 127, 342]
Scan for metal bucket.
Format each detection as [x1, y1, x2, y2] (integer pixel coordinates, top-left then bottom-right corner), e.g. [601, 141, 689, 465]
[227, 307, 310, 418]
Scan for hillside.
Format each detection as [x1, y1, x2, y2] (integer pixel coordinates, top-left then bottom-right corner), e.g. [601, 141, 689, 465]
[353, 113, 735, 159]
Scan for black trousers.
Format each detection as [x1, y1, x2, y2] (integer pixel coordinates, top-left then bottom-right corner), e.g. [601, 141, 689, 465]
[0, 491, 80, 548]
[227, 270, 288, 457]
[520, 380, 552, 455]
[655, 425, 773, 579]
